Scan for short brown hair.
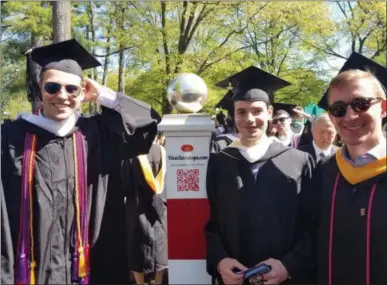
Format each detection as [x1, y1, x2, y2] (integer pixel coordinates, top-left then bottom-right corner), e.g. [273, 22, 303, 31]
[327, 69, 386, 102]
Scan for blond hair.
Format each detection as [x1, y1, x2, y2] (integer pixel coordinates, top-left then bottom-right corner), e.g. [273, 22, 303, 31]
[327, 69, 386, 102]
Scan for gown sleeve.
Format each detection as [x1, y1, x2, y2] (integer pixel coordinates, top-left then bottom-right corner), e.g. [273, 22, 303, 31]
[204, 154, 229, 277]
[279, 154, 319, 283]
[96, 92, 161, 158]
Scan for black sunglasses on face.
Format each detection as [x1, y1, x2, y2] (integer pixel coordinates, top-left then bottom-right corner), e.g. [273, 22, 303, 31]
[327, 97, 383, 118]
[44, 82, 82, 97]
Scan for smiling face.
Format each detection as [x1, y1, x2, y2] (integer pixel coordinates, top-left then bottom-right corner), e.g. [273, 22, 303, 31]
[328, 77, 386, 149]
[234, 100, 272, 146]
[40, 69, 84, 121]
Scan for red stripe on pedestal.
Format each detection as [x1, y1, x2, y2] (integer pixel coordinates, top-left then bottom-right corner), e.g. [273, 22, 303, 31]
[167, 198, 210, 260]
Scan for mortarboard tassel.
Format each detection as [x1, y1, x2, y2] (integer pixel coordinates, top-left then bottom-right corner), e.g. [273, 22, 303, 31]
[29, 261, 36, 284]
[78, 247, 87, 277]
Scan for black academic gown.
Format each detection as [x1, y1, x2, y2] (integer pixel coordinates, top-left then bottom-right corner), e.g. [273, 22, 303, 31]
[205, 142, 316, 284]
[1, 93, 160, 284]
[126, 143, 167, 274]
[315, 156, 387, 284]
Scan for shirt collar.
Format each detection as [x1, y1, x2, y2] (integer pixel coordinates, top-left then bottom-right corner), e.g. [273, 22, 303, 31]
[342, 139, 386, 167]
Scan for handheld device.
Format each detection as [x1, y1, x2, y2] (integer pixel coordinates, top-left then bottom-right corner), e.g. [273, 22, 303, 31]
[243, 264, 272, 279]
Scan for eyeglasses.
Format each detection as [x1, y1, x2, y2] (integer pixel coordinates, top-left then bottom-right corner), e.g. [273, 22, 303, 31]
[327, 97, 383, 118]
[272, 117, 289, 124]
[44, 82, 82, 97]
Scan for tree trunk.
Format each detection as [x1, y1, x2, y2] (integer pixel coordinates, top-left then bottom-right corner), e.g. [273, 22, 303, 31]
[118, 48, 125, 93]
[52, 0, 71, 43]
[30, 34, 43, 113]
[162, 87, 172, 114]
[102, 34, 111, 86]
[117, 6, 125, 93]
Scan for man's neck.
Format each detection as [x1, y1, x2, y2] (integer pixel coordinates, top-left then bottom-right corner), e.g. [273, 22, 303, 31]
[313, 140, 330, 151]
[346, 135, 385, 161]
[240, 135, 267, 147]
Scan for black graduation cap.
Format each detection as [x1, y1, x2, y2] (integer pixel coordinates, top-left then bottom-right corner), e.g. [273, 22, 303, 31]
[25, 39, 101, 101]
[215, 90, 233, 112]
[318, 52, 387, 110]
[272, 102, 298, 115]
[215, 66, 291, 103]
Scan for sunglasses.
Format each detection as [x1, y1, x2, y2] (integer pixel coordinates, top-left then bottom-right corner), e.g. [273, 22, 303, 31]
[272, 117, 289, 124]
[44, 82, 82, 97]
[327, 97, 383, 118]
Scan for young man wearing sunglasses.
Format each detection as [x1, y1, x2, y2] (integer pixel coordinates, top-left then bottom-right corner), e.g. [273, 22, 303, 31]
[313, 53, 387, 284]
[1, 39, 160, 284]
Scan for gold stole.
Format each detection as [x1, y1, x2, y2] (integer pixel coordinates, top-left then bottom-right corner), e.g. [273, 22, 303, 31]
[335, 150, 386, 185]
[137, 145, 166, 194]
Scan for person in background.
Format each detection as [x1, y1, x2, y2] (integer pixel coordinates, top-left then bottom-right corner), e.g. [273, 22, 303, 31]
[272, 109, 299, 147]
[298, 113, 338, 163]
[126, 141, 168, 285]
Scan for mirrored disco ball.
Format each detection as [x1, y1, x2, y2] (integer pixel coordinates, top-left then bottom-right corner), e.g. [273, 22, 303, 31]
[167, 73, 208, 113]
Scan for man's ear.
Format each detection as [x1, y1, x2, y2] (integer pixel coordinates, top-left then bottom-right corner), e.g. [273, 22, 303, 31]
[267, 105, 273, 119]
[381, 99, 386, 118]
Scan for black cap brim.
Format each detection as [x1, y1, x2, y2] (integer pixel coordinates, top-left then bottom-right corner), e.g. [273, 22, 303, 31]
[30, 39, 101, 70]
[272, 102, 298, 115]
[318, 52, 387, 110]
[215, 90, 233, 112]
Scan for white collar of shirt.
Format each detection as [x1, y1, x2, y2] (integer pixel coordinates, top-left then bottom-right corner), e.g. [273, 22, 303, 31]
[18, 86, 118, 137]
[367, 139, 386, 159]
[229, 135, 272, 163]
[312, 140, 332, 157]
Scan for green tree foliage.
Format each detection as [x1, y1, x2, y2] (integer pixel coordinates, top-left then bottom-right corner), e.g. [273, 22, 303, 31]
[1, 1, 386, 119]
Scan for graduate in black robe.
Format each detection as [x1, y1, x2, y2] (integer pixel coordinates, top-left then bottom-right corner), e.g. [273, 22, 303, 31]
[205, 67, 317, 284]
[313, 52, 387, 284]
[126, 143, 168, 284]
[1, 39, 160, 284]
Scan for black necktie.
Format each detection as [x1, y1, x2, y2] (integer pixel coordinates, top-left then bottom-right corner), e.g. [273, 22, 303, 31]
[318, 152, 326, 161]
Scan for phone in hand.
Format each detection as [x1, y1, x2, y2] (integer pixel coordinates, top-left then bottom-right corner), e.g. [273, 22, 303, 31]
[243, 264, 272, 279]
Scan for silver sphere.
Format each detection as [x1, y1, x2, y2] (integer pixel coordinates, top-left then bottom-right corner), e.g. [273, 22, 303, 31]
[167, 73, 208, 113]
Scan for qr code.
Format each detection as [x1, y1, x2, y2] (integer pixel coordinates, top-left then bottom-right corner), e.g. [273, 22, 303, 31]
[177, 169, 199, 191]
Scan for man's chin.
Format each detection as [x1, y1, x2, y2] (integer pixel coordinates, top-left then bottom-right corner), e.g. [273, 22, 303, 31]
[50, 111, 74, 121]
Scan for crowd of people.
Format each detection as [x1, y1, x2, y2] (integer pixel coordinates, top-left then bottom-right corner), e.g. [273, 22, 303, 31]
[1, 39, 386, 285]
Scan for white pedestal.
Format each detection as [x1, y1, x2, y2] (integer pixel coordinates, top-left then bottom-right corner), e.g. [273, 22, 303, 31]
[158, 113, 214, 284]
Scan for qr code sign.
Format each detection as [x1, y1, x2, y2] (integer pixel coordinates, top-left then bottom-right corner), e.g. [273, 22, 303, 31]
[177, 169, 199, 191]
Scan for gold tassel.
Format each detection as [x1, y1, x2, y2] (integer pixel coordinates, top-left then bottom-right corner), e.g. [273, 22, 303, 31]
[78, 247, 87, 277]
[30, 261, 36, 284]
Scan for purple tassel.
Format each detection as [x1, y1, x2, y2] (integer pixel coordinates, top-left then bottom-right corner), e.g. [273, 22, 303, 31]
[16, 254, 27, 284]
[72, 253, 78, 282]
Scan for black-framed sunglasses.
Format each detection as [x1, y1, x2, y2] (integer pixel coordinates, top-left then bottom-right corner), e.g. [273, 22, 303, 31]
[327, 97, 383, 118]
[44, 82, 82, 97]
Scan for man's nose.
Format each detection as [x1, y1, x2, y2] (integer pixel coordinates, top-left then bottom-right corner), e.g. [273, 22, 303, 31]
[247, 112, 254, 122]
[344, 104, 359, 119]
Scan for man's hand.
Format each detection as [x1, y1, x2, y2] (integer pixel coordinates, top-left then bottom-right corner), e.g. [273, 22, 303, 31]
[218, 257, 247, 284]
[82, 78, 103, 102]
[251, 258, 288, 285]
